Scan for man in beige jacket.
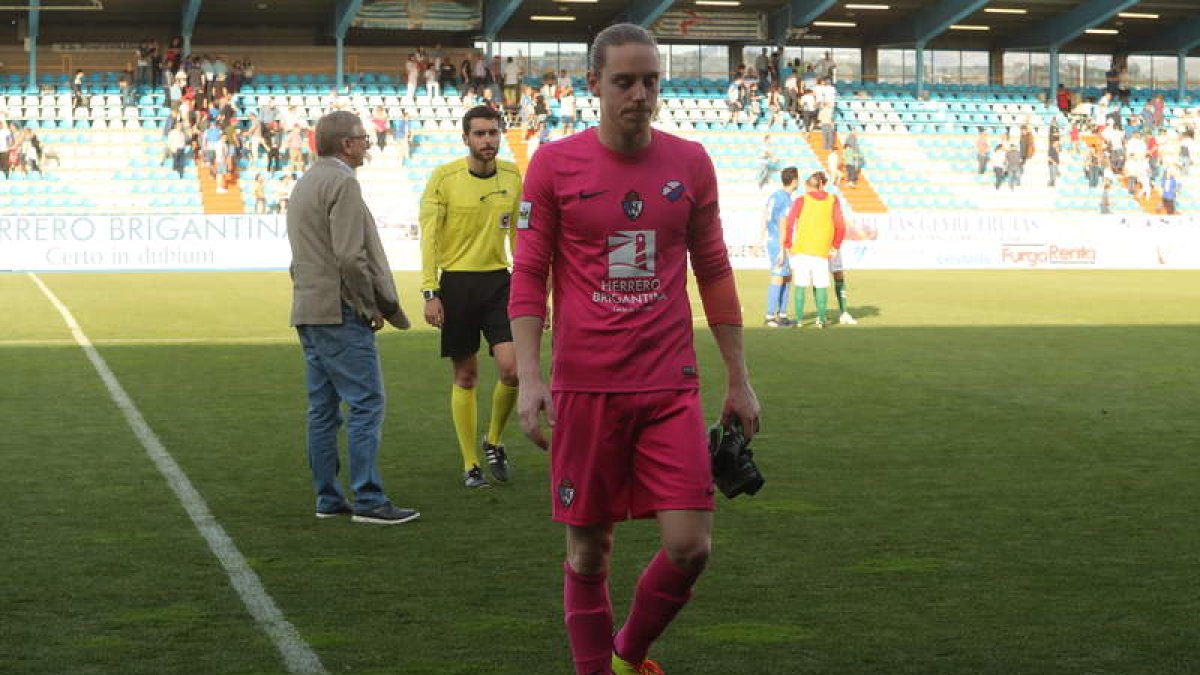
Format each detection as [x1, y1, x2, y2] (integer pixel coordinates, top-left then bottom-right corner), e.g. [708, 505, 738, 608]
[287, 110, 418, 525]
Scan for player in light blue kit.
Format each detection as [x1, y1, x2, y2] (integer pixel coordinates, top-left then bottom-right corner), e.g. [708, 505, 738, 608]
[761, 166, 799, 327]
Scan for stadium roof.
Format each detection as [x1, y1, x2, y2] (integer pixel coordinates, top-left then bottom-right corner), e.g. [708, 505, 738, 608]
[2, 0, 1198, 55]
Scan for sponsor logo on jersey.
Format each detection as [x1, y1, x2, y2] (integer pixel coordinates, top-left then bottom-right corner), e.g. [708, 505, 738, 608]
[622, 190, 643, 221]
[499, 212, 512, 229]
[517, 200, 532, 229]
[661, 180, 685, 202]
[607, 230, 655, 278]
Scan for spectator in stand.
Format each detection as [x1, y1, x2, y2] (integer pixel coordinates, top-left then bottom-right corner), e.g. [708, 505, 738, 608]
[167, 123, 188, 178]
[136, 41, 151, 90]
[802, 63, 817, 92]
[242, 58, 255, 87]
[1180, 130, 1195, 176]
[287, 123, 307, 172]
[277, 172, 295, 214]
[21, 128, 43, 175]
[405, 54, 421, 101]
[843, 139, 862, 188]
[254, 173, 268, 213]
[799, 87, 817, 132]
[559, 86, 577, 136]
[165, 37, 183, 73]
[72, 70, 86, 110]
[425, 61, 440, 98]
[1160, 166, 1180, 214]
[1056, 84, 1071, 115]
[1019, 124, 1035, 168]
[460, 57, 472, 89]
[1068, 122, 1082, 156]
[1104, 61, 1120, 99]
[975, 128, 990, 175]
[266, 121, 283, 173]
[244, 112, 265, 165]
[213, 130, 230, 193]
[817, 51, 837, 83]
[0, 121, 11, 178]
[532, 92, 549, 131]
[1005, 141, 1022, 190]
[1085, 144, 1102, 188]
[783, 70, 799, 115]
[766, 84, 783, 127]
[471, 53, 488, 89]
[556, 69, 572, 97]
[990, 143, 1008, 190]
[371, 106, 390, 151]
[818, 101, 835, 151]
[503, 56, 522, 106]
[1047, 138, 1060, 187]
[726, 77, 744, 126]
[815, 76, 837, 112]
[394, 110, 412, 165]
[826, 145, 841, 190]
[754, 48, 770, 86]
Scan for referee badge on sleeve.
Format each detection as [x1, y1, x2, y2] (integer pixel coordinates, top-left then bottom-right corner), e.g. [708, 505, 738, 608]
[517, 200, 532, 230]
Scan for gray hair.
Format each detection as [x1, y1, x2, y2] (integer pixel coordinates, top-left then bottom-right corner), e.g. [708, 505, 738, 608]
[589, 23, 658, 75]
[315, 110, 362, 157]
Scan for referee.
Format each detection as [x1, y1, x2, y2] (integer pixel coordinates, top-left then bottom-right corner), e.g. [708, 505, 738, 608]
[420, 105, 523, 489]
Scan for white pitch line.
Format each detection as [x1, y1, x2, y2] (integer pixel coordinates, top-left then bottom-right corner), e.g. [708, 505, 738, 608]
[28, 272, 327, 675]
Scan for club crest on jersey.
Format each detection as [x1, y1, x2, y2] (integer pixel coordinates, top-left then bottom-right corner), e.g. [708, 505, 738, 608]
[661, 180, 685, 202]
[557, 479, 576, 507]
[622, 190, 644, 221]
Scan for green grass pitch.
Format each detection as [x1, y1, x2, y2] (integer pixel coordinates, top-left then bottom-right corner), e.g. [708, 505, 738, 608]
[1, 269, 1198, 674]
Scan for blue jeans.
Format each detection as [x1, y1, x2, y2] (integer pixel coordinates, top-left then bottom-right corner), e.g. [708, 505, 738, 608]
[297, 304, 389, 512]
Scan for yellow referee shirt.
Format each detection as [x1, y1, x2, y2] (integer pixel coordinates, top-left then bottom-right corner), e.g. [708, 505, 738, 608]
[419, 157, 523, 292]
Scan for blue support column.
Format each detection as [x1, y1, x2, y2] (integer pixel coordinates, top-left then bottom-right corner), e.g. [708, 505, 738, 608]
[1049, 47, 1059, 109]
[914, 41, 925, 98]
[336, 36, 345, 91]
[28, 0, 40, 91]
[333, 0, 364, 91]
[483, 0, 522, 41]
[181, 0, 202, 58]
[1180, 51, 1188, 101]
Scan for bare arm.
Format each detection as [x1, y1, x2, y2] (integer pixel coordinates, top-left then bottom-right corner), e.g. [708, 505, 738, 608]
[512, 315, 554, 449]
[709, 323, 760, 440]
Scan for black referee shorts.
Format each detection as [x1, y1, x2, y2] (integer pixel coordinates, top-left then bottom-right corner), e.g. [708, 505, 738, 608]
[439, 269, 513, 358]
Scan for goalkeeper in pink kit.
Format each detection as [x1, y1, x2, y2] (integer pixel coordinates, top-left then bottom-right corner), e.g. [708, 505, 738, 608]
[508, 23, 761, 675]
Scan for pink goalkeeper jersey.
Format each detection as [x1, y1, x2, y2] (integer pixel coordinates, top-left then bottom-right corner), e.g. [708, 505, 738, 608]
[509, 128, 734, 393]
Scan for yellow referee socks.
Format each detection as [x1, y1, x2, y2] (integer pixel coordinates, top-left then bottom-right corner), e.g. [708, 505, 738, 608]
[451, 384, 479, 471]
[487, 381, 518, 446]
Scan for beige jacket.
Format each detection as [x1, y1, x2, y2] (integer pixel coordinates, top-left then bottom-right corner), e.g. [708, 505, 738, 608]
[287, 157, 409, 329]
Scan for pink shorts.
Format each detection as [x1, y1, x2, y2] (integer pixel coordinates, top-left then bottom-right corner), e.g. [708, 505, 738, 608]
[550, 389, 715, 526]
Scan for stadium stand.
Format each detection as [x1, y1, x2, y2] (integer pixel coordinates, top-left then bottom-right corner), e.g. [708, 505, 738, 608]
[3, 72, 1196, 225]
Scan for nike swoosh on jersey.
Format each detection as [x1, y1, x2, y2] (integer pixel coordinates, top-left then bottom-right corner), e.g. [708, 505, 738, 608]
[579, 190, 608, 200]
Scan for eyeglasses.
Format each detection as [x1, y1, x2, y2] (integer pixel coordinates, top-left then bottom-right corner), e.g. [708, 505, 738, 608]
[345, 134, 371, 145]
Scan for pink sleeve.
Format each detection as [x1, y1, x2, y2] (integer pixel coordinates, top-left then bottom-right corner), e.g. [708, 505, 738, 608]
[687, 147, 733, 288]
[508, 148, 556, 320]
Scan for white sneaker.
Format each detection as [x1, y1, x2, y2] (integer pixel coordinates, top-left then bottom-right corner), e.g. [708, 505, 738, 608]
[839, 312, 858, 325]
